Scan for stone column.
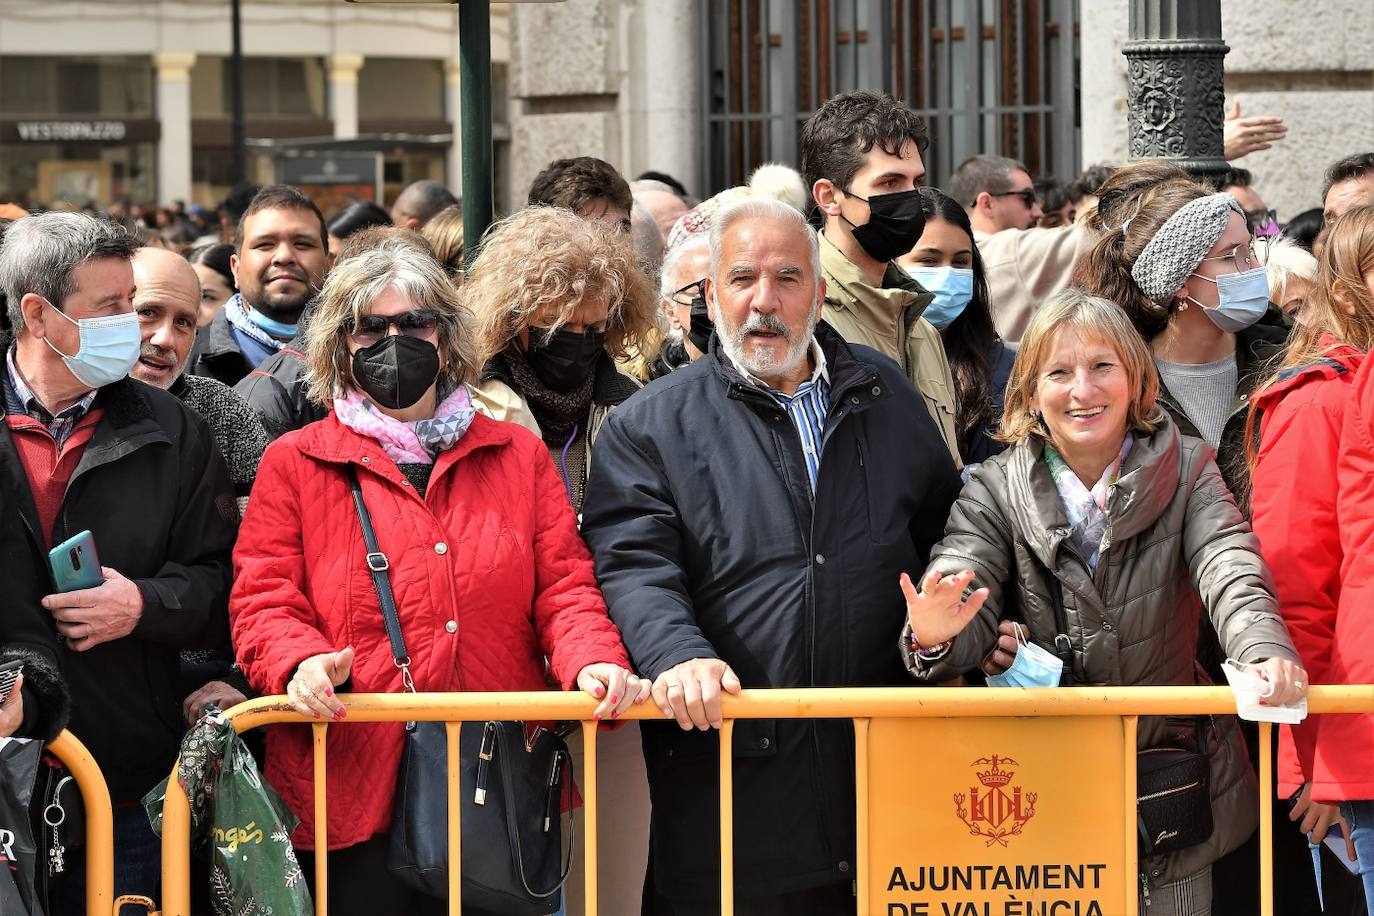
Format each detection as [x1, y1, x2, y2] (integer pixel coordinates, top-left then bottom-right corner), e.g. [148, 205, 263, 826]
[1124, 0, 1229, 182]
[154, 52, 195, 205]
[445, 58, 463, 193]
[328, 53, 365, 140]
[628, 0, 701, 195]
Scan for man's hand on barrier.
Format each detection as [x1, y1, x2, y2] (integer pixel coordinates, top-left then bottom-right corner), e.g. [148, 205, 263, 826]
[183, 679, 249, 725]
[577, 663, 651, 721]
[1290, 783, 1358, 861]
[288, 647, 354, 720]
[0, 673, 24, 738]
[43, 566, 144, 652]
[901, 569, 989, 651]
[1252, 656, 1308, 707]
[980, 620, 1024, 676]
[652, 658, 741, 731]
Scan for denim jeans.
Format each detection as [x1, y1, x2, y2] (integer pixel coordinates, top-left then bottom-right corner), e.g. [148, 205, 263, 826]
[1339, 800, 1374, 915]
[49, 803, 161, 916]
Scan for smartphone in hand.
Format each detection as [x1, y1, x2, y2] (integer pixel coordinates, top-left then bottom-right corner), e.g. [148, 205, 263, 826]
[48, 530, 103, 593]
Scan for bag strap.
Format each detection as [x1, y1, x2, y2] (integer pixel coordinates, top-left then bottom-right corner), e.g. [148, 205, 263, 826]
[1041, 562, 1076, 687]
[345, 466, 415, 692]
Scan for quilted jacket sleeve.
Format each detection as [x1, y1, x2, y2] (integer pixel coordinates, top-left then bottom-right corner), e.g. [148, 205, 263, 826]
[526, 442, 631, 690]
[581, 411, 717, 682]
[230, 439, 339, 695]
[902, 461, 1017, 680]
[1182, 447, 1298, 666]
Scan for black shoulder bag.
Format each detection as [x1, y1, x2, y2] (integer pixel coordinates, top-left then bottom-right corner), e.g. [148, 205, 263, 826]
[345, 467, 574, 913]
[1042, 565, 1213, 858]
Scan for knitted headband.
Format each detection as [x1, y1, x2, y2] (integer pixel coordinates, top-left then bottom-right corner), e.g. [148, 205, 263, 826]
[1130, 192, 1244, 304]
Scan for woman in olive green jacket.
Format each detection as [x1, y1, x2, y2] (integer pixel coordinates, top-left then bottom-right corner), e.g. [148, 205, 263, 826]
[902, 289, 1307, 915]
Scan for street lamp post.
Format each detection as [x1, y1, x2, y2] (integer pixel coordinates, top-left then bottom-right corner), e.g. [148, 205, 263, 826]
[457, 0, 492, 266]
[1124, 0, 1229, 183]
[230, 0, 247, 185]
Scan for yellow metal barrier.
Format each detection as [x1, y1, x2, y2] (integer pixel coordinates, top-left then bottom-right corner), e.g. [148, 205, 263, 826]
[44, 730, 116, 916]
[151, 685, 1374, 916]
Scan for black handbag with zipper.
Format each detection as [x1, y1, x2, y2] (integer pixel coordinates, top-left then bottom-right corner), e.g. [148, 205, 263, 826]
[1041, 565, 1213, 857]
[345, 467, 574, 913]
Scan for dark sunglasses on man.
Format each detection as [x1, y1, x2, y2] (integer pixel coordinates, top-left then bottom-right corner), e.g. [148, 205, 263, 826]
[986, 188, 1038, 208]
[345, 309, 440, 347]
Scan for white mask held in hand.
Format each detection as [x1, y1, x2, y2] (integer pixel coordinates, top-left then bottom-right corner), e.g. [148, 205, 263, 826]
[986, 626, 1064, 688]
[1222, 659, 1307, 724]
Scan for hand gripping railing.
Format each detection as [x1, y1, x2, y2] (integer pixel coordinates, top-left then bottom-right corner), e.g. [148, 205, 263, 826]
[152, 685, 1374, 916]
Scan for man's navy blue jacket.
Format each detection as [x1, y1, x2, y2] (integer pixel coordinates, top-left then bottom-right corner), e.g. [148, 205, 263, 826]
[581, 322, 961, 902]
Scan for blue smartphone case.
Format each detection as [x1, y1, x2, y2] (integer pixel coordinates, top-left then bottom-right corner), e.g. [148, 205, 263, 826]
[48, 530, 103, 593]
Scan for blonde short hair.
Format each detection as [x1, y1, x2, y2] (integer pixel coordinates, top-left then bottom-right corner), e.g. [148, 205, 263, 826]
[303, 234, 478, 405]
[462, 206, 657, 363]
[998, 288, 1162, 445]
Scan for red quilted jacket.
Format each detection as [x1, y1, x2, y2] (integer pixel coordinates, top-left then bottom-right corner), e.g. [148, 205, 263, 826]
[230, 411, 631, 849]
[1251, 339, 1364, 800]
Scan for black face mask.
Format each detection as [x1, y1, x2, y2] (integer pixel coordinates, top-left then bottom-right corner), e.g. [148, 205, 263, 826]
[526, 326, 606, 391]
[843, 187, 927, 264]
[678, 281, 713, 354]
[351, 335, 441, 410]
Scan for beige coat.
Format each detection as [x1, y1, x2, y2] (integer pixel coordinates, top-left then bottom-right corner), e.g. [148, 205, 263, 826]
[976, 224, 1095, 343]
[906, 419, 1299, 887]
[818, 234, 961, 464]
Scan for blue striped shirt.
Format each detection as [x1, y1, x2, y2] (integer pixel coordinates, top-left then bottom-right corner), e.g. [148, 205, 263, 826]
[730, 341, 831, 491]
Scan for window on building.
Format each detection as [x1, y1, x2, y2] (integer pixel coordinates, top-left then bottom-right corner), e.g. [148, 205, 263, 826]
[699, 0, 1080, 194]
[359, 58, 445, 121]
[0, 56, 154, 117]
[189, 56, 327, 119]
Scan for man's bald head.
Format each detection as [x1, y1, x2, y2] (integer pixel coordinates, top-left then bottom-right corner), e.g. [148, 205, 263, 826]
[130, 247, 201, 389]
[390, 180, 459, 230]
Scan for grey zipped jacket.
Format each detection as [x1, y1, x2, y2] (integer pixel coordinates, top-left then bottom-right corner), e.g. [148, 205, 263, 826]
[905, 416, 1300, 887]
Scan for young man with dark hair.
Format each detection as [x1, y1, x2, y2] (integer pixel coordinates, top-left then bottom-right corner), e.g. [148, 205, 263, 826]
[186, 184, 330, 386]
[948, 154, 1043, 233]
[799, 90, 960, 463]
[1323, 152, 1374, 222]
[527, 156, 634, 232]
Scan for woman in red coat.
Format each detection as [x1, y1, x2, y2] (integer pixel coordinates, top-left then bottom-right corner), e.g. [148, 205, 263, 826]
[1250, 205, 1374, 909]
[230, 233, 648, 915]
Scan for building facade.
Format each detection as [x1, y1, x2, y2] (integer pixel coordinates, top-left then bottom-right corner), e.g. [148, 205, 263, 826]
[0, 0, 512, 209]
[1, 0, 1368, 223]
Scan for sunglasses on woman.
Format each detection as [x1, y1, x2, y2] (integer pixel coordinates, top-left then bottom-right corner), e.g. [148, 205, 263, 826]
[346, 310, 440, 347]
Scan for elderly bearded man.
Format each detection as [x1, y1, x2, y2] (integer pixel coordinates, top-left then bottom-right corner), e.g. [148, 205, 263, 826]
[581, 198, 960, 915]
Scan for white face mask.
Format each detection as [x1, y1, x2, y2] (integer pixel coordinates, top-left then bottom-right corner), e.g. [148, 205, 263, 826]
[985, 626, 1065, 688]
[1185, 266, 1270, 333]
[42, 301, 142, 388]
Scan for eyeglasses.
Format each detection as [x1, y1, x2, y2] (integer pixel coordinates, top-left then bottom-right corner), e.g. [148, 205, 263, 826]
[1197, 242, 1260, 275]
[667, 279, 706, 308]
[345, 309, 440, 346]
[987, 188, 1038, 208]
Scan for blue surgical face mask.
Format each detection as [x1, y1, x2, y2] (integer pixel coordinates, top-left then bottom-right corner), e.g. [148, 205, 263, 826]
[986, 628, 1065, 688]
[905, 265, 974, 330]
[1187, 265, 1270, 333]
[42, 300, 142, 388]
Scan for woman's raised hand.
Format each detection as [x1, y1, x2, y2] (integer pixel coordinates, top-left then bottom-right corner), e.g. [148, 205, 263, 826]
[577, 663, 651, 721]
[901, 569, 989, 650]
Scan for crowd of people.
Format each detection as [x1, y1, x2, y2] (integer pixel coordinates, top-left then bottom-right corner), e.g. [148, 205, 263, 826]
[2, 87, 1374, 916]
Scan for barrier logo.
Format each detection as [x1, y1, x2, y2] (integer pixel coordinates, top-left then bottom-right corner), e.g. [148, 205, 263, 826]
[953, 755, 1037, 847]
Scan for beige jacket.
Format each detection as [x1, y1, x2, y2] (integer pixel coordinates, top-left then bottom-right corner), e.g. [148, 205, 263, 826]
[818, 234, 961, 464]
[468, 378, 617, 472]
[976, 224, 1095, 343]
